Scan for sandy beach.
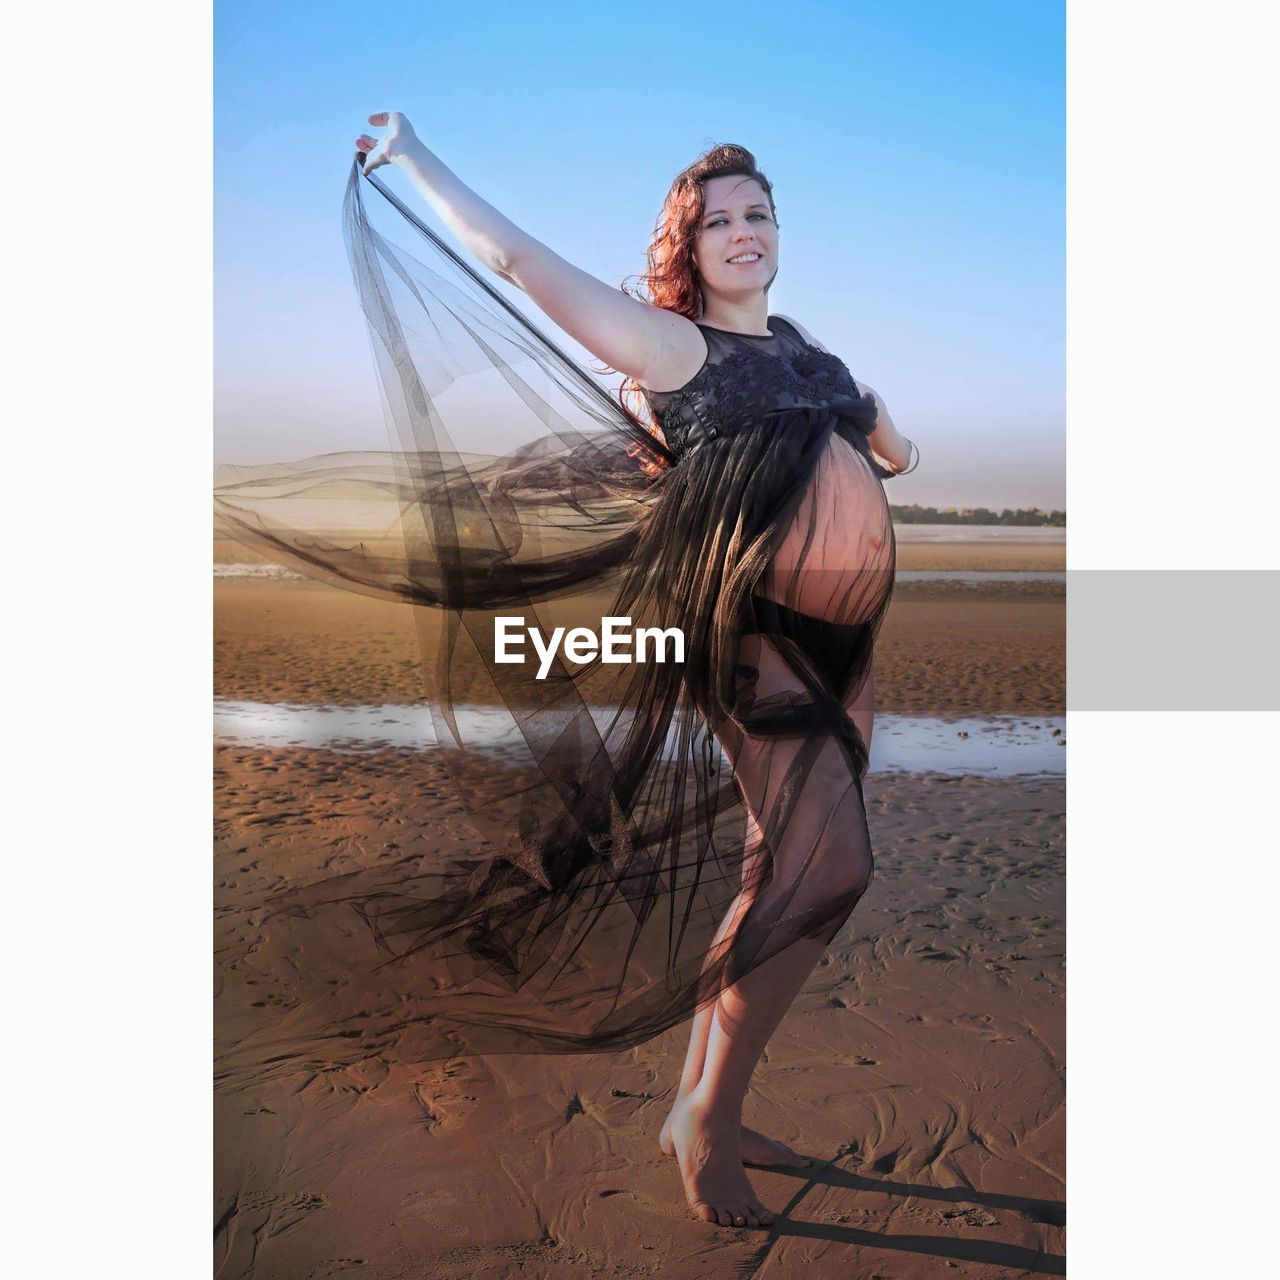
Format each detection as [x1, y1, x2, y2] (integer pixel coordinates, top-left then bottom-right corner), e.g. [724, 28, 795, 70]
[214, 532, 1065, 1278]
[213, 534, 1064, 717]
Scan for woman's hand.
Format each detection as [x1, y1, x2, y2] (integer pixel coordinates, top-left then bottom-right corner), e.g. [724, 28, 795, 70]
[355, 111, 421, 173]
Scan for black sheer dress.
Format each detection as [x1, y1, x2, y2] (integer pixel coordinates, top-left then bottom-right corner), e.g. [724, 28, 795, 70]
[213, 163, 906, 1077]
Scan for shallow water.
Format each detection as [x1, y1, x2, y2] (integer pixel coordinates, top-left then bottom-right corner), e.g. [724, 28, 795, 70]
[213, 699, 1065, 777]
[894, 569, 1063, 584]
[213, 563, 308, 580]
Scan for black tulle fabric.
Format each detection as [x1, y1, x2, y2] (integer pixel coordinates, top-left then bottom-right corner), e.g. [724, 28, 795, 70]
[213, 160, 903, 1067]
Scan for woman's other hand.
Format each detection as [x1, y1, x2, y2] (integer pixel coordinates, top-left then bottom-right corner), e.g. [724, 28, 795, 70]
[355, 111, 421, 173]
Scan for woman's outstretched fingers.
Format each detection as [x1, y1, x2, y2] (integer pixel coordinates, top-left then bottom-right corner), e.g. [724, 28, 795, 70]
[356, 112, 419, 173]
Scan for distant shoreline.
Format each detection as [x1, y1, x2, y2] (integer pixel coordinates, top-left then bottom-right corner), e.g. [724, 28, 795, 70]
[889, 504, 1065, 526]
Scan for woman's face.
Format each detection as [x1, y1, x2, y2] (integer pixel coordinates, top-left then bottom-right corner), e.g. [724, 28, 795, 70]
[692, 174, 779, 305]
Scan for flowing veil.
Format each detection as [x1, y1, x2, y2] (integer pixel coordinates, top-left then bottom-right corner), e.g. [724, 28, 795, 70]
[214, 159, 874, 1070]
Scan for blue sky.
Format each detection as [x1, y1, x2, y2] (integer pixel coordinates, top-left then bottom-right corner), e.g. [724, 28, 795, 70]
[216, 0, 1063, 509]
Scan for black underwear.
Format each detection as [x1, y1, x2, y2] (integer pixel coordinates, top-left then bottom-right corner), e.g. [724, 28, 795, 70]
[735, 594, 874, 736]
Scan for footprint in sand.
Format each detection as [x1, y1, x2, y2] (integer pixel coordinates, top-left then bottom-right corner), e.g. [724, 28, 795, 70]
[595, 1187, 709, 1223]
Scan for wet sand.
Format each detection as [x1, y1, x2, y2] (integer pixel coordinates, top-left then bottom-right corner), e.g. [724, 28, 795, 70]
[214, 535, 1065, 1277]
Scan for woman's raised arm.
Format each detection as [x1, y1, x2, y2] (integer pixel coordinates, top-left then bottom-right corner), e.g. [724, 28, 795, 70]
[357, 112, 701, 390]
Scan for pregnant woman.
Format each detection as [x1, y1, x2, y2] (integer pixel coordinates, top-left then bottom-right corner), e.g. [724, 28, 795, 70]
[216, 111, 918, 1230]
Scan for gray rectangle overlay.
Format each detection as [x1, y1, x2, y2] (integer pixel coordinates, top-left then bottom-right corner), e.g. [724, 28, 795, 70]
[1068, 570, 1280, 710]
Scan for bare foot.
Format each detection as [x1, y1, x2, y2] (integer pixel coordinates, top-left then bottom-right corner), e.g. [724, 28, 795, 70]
[660, 1111, 811, 1169]
[664, 1091, 776, 1228]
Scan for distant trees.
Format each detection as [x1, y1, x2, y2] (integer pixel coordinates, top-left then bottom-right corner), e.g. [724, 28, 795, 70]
[888, 504, 1066, 527]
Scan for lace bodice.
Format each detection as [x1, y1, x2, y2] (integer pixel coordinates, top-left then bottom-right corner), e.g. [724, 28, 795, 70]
[641, 316, 879, 462]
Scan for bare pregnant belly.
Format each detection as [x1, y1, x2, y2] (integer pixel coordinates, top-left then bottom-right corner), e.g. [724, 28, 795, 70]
[758, 433, 895, 625]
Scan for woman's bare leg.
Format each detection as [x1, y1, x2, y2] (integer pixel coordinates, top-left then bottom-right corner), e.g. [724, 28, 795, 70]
[659, 666, 876, 1168]
[663, 640, 876, 1227]
[659, 806, 812, 1168]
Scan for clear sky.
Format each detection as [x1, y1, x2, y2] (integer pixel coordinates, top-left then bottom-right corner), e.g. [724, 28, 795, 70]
[216, 0, 1063, 510]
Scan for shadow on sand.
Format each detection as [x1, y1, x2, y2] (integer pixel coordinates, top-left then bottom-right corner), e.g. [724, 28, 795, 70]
[739, 1154, 1065, 1275]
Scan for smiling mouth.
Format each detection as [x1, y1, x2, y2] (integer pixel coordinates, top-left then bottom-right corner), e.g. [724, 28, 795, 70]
[727, 253, 762, 265]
